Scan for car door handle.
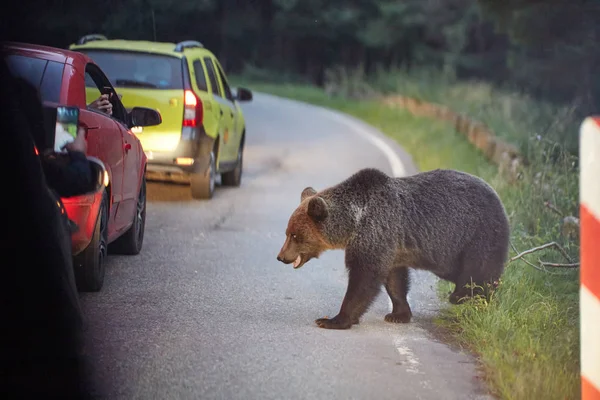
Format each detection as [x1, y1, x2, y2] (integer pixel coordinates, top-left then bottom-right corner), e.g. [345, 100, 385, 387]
[79, 120, 98, 130]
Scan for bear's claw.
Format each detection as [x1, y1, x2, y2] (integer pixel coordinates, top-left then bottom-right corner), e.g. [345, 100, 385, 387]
[384, 311, 412, 324]
[315, 315, 352, 330]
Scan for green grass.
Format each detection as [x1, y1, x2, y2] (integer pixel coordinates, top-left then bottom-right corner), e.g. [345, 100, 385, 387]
[356, 65, 581, 158]
[232, 74, 581, 400]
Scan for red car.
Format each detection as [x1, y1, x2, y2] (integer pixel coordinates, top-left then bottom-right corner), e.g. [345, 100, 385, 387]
[3, 42, 162, 292]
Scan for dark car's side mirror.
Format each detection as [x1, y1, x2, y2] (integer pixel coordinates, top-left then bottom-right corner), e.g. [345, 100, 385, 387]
[236, 87, 253, 102]
[129, 107, 162, 128]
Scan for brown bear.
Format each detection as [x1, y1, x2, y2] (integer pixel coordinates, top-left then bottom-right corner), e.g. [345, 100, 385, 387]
[276, 168, 510, 330]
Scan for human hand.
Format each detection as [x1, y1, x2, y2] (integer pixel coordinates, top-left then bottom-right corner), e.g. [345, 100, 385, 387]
[89, 94, 113, 115]
[65, 126, 87, 154]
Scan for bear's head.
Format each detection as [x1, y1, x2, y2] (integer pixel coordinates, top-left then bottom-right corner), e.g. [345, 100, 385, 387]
[277, 186, 331, 269]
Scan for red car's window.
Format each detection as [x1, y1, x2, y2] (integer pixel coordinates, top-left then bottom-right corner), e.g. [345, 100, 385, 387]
[40, 61, 64, 103]
[5, 54, 64, 103]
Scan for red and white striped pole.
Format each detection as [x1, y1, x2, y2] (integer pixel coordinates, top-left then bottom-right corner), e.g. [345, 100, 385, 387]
[580, 116, 600, 400]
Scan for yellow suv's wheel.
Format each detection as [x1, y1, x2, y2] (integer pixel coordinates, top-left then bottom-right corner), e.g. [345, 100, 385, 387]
[190, 150, 215, 199]
[221, 146, 243, 187]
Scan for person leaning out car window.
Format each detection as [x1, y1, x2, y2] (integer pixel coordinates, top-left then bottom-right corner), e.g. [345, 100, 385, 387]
[88, 94, 112, 115]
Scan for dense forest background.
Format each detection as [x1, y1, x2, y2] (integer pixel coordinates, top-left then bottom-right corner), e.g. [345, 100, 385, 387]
[3, 0, 600, 114]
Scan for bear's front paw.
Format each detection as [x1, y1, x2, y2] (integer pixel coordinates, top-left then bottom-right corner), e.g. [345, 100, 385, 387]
[384, 311, 412, 324]
[315, 315, 352, 330]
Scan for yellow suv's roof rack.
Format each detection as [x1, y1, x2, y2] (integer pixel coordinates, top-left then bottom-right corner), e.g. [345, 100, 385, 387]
[174, 40, 204, 52]
[76, 34, 108, 45]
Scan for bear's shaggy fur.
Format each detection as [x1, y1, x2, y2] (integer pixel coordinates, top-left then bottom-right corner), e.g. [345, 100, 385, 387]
[277, 168, 510, 330]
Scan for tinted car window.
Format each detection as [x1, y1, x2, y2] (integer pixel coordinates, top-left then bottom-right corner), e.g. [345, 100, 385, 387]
[5, 54, 64, 103]
[84, 70, 103, 107]
[193, 60, 208, 92]
[39, 61, 65, 103]
[5, 54, 46, 88]
[203, 57, 221, 96]
[80, 50, 184, 90]
[215, 62, 234, 102]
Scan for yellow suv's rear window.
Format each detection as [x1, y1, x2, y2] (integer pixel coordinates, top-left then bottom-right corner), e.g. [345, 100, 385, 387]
[81, 50, 184, 90]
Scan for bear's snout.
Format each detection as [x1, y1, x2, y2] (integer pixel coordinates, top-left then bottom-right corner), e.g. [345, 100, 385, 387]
[277, 236, 294, 264]
[276, 249, 289, 264]
[276, 254, 293, 264]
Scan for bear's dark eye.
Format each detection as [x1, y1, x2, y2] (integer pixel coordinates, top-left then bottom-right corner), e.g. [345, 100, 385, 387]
[291, 234, 297, 240]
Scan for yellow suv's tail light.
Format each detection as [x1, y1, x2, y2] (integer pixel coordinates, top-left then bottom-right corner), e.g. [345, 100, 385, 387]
[183, 90, 202, 127]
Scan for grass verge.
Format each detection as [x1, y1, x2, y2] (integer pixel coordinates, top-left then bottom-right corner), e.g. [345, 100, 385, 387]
[232, 75, 581, 400]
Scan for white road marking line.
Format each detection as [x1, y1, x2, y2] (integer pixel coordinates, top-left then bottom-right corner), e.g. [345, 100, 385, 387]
[394, 337, 422, 374]
[318, 109, 407, 178]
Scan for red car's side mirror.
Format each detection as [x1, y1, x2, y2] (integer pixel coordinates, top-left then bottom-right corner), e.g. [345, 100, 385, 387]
[128, 107, 162, 129]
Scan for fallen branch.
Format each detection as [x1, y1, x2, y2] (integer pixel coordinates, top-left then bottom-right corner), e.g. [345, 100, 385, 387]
[509, 241, 573, 264]
[544, 201, 564, 218]
[509, 242, 550, 273]
[539, 260, 580, 268]
[508, 241, 579, 274]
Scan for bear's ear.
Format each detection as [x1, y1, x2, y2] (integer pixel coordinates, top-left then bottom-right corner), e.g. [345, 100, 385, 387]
[301, 187, 317, 202]
[307, 196, 328, 222]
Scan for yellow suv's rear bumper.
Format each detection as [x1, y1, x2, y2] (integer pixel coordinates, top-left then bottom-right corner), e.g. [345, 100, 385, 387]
[144, 131, 215, 183]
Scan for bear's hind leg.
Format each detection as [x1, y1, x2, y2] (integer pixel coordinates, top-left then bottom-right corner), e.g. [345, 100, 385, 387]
[450, 276, 482, 304]
[315, 268, 382, 330]
[384, 267, 412, 323]
[449, 247, 504, 305]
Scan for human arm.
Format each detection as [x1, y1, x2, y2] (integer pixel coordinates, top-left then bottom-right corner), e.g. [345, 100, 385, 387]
[88, 94, 112, 115]
[40, 128, 96, 198]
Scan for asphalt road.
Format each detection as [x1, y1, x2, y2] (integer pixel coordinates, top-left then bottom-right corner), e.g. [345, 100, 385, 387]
[80, 93, 491, 400]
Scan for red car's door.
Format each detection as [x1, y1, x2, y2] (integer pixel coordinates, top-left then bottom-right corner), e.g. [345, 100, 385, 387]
[82, 62, 144, 235]
[79, 108, 125, 238]
[115, 120, 141, 229]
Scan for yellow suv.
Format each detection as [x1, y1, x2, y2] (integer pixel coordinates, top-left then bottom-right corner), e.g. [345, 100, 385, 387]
[70, 34, 253, 199]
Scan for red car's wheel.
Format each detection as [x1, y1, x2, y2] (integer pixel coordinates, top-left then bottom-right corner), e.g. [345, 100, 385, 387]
[74, 190, 108, 292]
[110, 176, 146, 255]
